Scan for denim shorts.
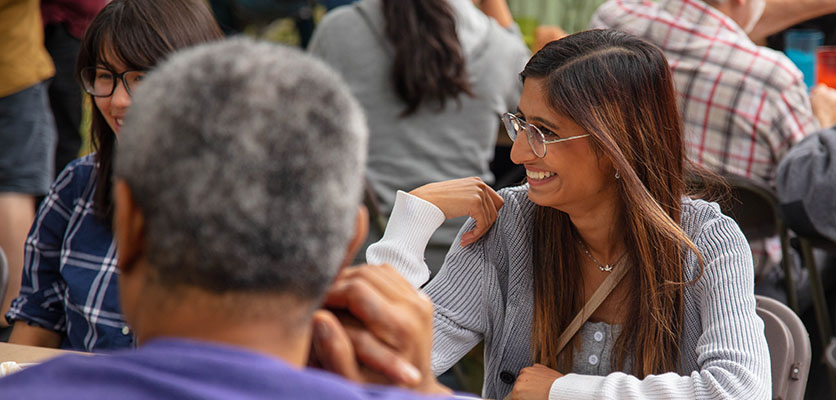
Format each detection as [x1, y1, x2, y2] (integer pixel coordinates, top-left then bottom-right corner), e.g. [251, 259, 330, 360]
[0, 82, 57, 195]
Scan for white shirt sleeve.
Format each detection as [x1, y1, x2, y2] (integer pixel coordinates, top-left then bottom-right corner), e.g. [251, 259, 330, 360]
[366, 190, 446, 288]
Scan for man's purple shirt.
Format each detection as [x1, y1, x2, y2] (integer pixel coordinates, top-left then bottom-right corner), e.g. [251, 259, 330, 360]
[0, 338, 455, 400]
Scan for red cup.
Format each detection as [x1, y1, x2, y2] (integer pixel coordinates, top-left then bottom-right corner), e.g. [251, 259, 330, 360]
[817, 46, 836, 89]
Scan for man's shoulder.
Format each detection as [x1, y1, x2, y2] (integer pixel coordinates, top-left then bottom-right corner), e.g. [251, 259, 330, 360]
[0, 340, 450, 400]
[595, 0, 805, 92]
[692, 41, 803, 90]
[748, 45, 806, 92]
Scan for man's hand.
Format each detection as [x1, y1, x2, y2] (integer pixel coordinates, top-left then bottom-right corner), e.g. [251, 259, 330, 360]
[310, 264, 451, 395]
[509, 364, 563, 400]
[811, 84, 836, 128]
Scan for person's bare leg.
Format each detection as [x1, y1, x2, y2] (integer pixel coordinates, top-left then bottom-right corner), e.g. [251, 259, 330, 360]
[0, 193, 36, 327]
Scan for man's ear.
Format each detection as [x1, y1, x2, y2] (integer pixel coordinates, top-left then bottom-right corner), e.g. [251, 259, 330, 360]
[113, 179, 145, 275]
[339, 205, 369, 271]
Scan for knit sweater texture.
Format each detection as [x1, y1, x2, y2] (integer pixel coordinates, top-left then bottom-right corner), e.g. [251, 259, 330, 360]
[368, 186, 770, 400]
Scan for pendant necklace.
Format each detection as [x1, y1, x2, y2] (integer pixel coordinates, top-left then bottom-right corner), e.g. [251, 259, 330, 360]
[578, 240, 621, 272]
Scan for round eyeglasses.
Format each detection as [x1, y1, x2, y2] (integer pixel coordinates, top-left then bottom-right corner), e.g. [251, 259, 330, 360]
[501, 112, 590, 158]
[80, 67, 146, 97]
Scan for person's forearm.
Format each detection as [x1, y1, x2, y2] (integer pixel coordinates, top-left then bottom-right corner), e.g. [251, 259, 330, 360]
[750, 0, 836, 43]
[8, 323, 62, 348]
[478, 0, 514, 28]
[1, 279, 20, 328]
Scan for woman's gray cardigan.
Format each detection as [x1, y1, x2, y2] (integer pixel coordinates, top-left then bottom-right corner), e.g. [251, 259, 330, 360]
[367, 185, 770, 400]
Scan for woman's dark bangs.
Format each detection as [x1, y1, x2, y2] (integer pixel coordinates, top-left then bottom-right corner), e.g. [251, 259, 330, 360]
[95, 15, 160, 71]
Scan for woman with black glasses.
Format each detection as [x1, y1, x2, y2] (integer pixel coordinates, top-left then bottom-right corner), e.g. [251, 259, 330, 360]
[5, 0, 222, 352]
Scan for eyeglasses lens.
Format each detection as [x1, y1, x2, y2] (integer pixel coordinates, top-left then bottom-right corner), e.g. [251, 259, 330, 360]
[502, 114, 518, 141]
[123, 71, 144, 95]
[525, 125, 546, 157]
[81, 67, 110, 96]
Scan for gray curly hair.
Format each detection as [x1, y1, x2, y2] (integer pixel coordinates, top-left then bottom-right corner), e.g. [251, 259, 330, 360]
[114, 38, 368, 300]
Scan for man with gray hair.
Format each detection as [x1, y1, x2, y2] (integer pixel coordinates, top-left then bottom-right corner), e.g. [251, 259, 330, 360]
[0, 38, 452, 399]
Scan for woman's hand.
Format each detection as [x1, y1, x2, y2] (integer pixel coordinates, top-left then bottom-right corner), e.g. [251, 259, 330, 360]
[409, 177, 504, 247]
[509, 364, 564, 400]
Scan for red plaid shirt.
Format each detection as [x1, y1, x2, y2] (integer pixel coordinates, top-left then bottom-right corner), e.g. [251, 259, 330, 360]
[592, 0, 820, 187]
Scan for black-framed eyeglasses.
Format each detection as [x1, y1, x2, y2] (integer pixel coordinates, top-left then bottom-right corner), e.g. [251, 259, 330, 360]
[501, 112, 589, 158]
[80, 67, 146, 97]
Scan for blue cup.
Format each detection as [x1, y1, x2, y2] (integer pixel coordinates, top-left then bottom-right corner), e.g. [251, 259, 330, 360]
[785, 29, 824, 89]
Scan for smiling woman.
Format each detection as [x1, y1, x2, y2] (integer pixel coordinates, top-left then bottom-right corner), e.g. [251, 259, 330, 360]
[4, 0, 223, 352]
[365, 29, 770, 400]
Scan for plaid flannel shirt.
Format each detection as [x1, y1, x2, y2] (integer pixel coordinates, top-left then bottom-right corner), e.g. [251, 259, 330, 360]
[591, 0, 820, 187]
[6, 154, 133, 352]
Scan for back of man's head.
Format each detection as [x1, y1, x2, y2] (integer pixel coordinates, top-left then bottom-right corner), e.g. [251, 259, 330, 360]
[114, 38, 368, 303]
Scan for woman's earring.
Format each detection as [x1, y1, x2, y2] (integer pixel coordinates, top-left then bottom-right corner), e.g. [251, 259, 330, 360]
[615, 170, 621, 179]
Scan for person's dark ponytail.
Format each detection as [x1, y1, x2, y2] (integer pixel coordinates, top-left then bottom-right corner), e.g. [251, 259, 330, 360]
[382, 0, 472, 116]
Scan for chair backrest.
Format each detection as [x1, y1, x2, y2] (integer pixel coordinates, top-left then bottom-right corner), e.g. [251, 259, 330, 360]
[756, 295, 811, 400]
[717, 174, 783, 240]
[0, 246, 7, 306]
[687, 173, 782, 240]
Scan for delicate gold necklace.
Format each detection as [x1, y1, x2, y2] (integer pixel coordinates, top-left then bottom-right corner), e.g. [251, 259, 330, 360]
[578, 240, 622, 272]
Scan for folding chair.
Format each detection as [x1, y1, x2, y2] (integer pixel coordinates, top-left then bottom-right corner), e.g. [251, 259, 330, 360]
[756, 295, 812, 400]
[784, 227, 836, 398]
[827, 338, 836, 382]
[691, 173, 799, 312]
[0, 247, 6, 308]
[713, 173, 836, 397]
[796, 236, 836, 356]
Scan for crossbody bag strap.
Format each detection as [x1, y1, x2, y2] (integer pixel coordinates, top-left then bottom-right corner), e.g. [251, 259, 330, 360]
[501, 260, 630, 400]
[553, 259, 630, 357]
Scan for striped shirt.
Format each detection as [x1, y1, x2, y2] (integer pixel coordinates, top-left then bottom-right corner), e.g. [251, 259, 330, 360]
[6, 154, 133, 352]
[591, 0, 819, 187]
[368, 186, 770, 400]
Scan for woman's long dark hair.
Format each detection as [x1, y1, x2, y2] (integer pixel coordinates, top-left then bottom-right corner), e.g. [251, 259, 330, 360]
[381, 0, 472, 116]
[522, 30, 705, 377]
[77, 0, 223, 222]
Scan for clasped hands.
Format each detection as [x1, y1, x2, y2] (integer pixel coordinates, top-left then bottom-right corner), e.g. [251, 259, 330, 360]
[309, 264, 450, 395]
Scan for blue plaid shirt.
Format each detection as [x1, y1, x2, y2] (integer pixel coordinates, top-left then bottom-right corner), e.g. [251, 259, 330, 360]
[6, 154, 134, 352]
